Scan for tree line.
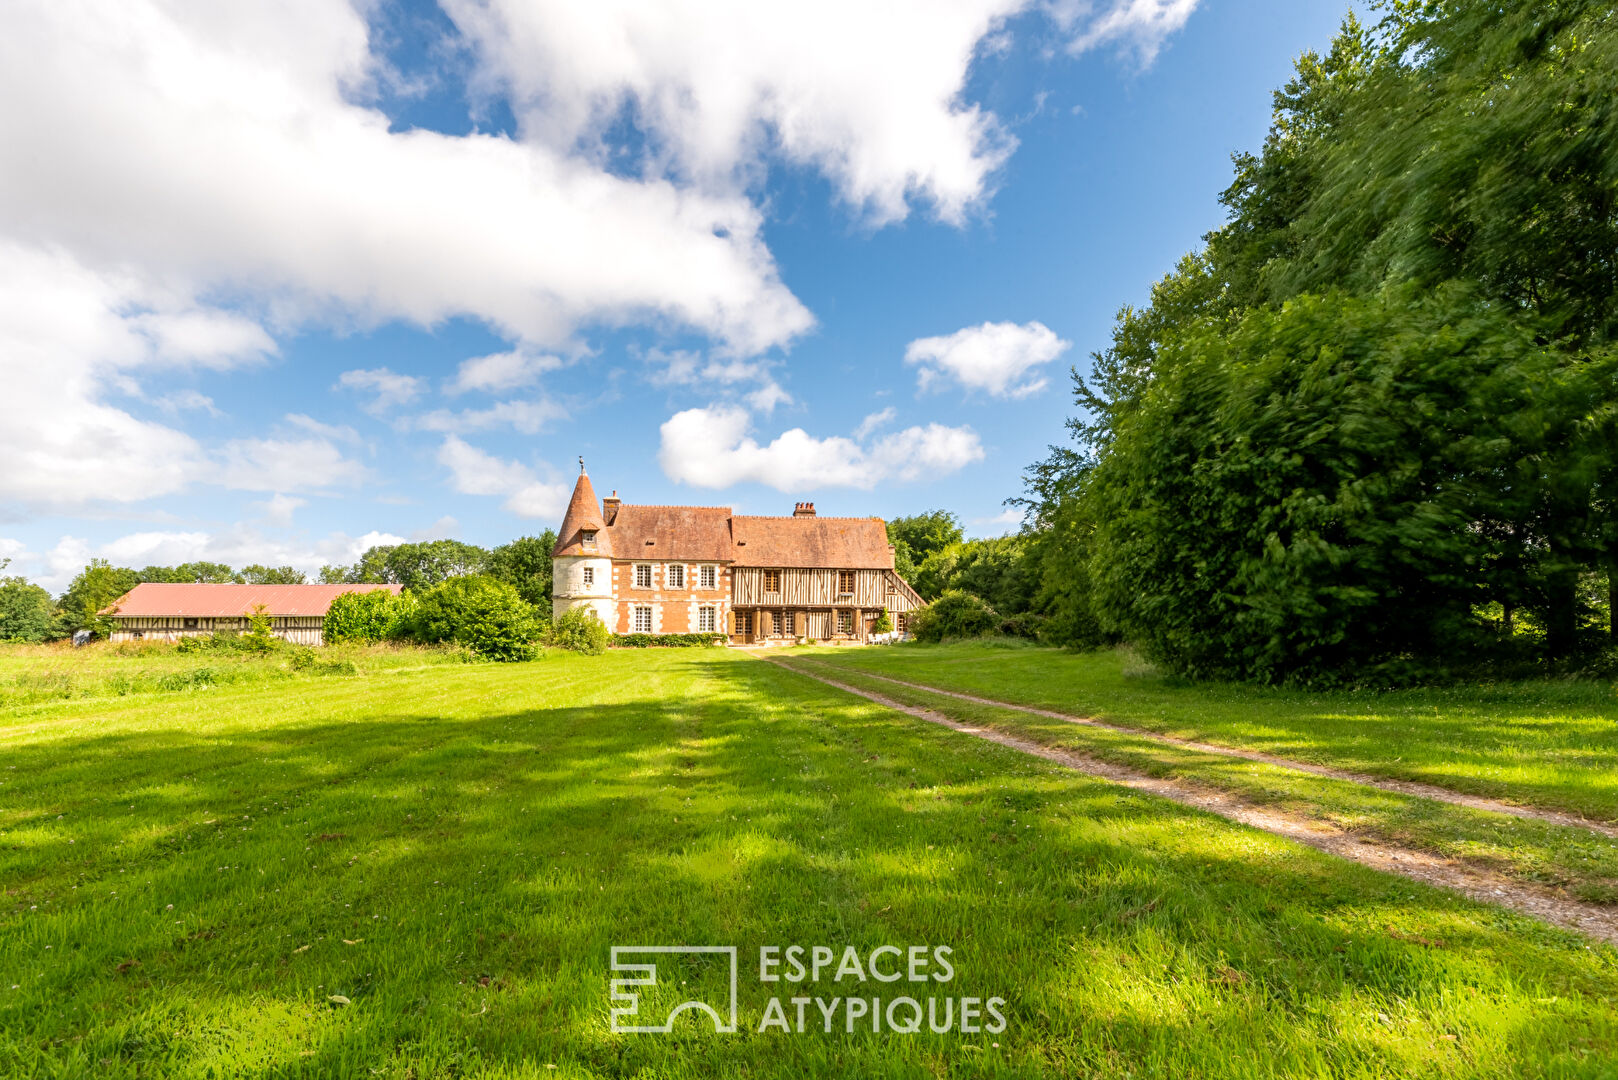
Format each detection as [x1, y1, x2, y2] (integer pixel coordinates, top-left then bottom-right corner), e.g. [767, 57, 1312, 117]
[0, 534, 557, 643]
[899, 2, 1618, 683]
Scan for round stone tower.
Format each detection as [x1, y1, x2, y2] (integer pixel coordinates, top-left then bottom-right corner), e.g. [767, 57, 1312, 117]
[551, 465, 614, 626]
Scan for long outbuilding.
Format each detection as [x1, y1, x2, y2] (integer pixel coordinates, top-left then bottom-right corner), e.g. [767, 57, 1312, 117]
[101, 583, 403, 645]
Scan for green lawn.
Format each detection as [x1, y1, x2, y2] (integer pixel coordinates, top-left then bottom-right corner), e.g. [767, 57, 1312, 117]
[793, 642, 1618, 823]
[3, 644, 1617, 1078]
[774, 656, 1618, 904]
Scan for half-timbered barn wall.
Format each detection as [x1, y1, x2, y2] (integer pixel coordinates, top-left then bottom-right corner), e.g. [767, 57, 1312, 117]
[108, 616, 328, 646]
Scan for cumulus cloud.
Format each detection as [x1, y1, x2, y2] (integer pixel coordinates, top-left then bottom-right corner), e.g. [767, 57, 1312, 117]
[436, 436, 570, 519]
[34, 526, 411, 592]
[253, 494, 308, 528]
[0, 244, 258, 507]
[337, 368, 427, 415]
[1048, 0, 1201, 62]
[647, 347, 792, 414]
[411, 399, 565, 436]
[445, 0, 1027, 226]
[219, 437, 369, 493]
[904, 320, 1070, 398]
[1, 1, 812, 355]
[446, 349, 567, 395]
[659, 405, 983, 491]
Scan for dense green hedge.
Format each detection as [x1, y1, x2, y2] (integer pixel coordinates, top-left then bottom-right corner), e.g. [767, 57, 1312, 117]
[324, 589, 416, 645]
[610, 633, 726, 648]
[412, 576, 543, 662]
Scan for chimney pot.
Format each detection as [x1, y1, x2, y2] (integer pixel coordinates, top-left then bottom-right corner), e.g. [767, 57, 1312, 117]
[793, 501, 816, 517]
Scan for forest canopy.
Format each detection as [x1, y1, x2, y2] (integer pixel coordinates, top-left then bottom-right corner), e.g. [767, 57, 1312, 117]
[1015, 1, 1618, 682]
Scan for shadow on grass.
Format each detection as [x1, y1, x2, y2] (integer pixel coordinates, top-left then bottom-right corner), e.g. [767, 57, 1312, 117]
[1, 652, 1615, 1078]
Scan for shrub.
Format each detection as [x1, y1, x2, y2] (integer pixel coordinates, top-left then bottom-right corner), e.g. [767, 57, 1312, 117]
[413, 575, 542, 662]
[324, 589, 414, 645]
[550, 606, 610, 655]
[997, 612, 1049, 641]
[240, 606, 279, 652]
[610, 633, 725, 648]
[871, 609, 893, 634]
[288, 647, 358, 676]
[910, 590, 1001, 643]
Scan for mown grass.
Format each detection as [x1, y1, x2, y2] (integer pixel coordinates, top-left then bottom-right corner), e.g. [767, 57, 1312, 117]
[2, 647, 1617, 1078]
[776, 656, 1618, 904]
[0, 642, 470, 709]
[797, 642, 1618, 823]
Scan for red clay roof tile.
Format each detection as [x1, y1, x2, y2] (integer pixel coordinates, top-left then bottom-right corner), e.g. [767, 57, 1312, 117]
[102, 583, 403, 618]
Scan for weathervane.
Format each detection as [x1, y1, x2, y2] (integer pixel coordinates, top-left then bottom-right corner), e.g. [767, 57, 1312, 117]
[579, 455, 586, 475]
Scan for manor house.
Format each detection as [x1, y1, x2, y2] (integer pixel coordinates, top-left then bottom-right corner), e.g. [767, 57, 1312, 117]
[551, 468, 922, 645]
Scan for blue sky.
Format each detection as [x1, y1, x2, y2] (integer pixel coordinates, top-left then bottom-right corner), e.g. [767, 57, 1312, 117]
[0, 0, 1351, 589]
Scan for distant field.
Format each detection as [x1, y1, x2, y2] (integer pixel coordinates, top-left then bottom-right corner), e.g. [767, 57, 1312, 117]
[795, 642, 1618, 823]
[3, 644, 1617, 1078]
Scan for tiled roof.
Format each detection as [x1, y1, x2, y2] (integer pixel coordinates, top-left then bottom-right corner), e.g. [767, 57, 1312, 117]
[730, 516, 895, 569]
[553, 472, 611, 557]
[102, 583, 404, 618]
[605, 505, 734, 562]
[551, 475, 900, 572]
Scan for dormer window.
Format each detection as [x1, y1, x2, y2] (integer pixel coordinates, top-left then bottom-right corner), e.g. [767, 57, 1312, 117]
[582, 530, 597, 547]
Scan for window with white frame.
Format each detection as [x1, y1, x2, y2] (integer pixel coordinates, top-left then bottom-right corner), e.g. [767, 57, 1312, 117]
[634, 564, 652, 589]
[699, 564, 716, 589]
[582, 566, 594, 588]
[698, 606, 716, 632]
[582, 529, 597, 547]
[667, 564, 685, 589]
[633, 606, 653, 633]
[837, 610, 853, 635]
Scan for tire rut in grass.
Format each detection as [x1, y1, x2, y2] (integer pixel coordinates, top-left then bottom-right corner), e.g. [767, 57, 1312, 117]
[783, 658, 1618, 841]
[766, 656, 1618, 947]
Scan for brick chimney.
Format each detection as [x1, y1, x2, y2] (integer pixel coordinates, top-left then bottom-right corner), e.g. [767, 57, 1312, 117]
[793, 502, 816, 517]
[603, 490, 621, 526]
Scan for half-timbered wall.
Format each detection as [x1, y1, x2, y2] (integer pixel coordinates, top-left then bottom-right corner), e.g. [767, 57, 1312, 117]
[731, 568, 881, 608]
[108, 616, 328, 646]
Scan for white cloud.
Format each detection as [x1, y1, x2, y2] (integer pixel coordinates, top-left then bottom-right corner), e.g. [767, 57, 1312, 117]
[219, 437, 369, 492]
[904, 320, 1070, 398]
[1048, 0, 1200, 62]
[659, 405, 983, 491]
[445, 0, 1028, 226]
[337, 368, 426, 415]
[446, 349, 566, 395]
[35, 526, 414, 591]
[1, 0, 812, 355]
[854, 407, 897, 440]
[647, 347, 792, 413]
[0, 244, 255, 507]
[411, 399, 565, 436]
[436, 436, 570, 520]
[285, 413, 362, 444]
[253, 494, 308, 528]
[155, 390, 221, 416]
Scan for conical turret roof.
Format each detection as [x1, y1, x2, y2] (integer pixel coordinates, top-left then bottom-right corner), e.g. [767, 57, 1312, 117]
[553, 469, 611, 557]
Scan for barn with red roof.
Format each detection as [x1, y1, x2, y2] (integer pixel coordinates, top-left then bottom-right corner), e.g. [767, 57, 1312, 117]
[101, 583, 404, 645]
